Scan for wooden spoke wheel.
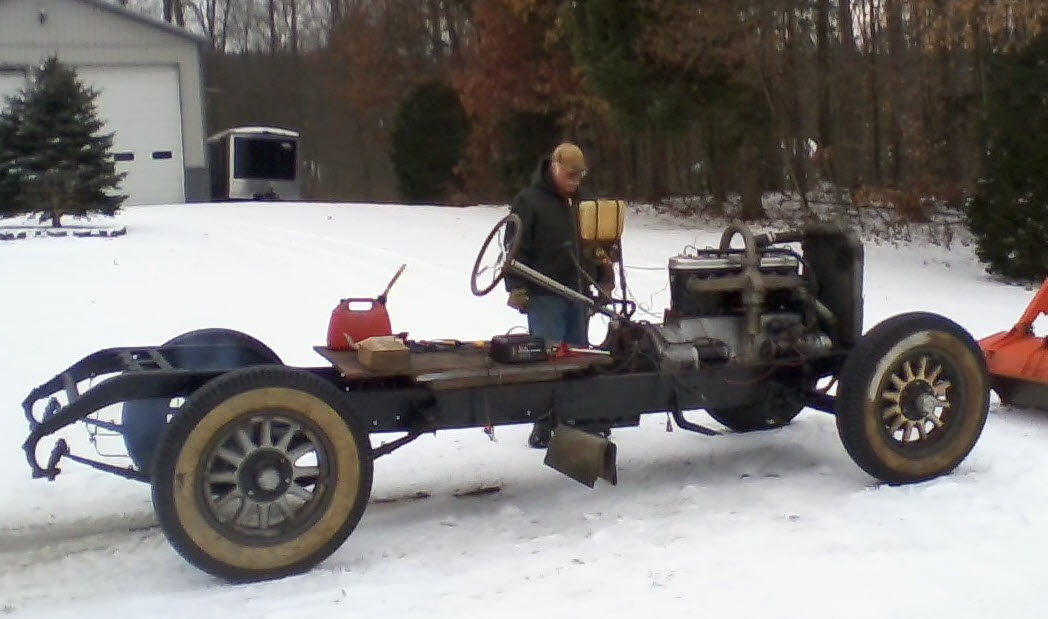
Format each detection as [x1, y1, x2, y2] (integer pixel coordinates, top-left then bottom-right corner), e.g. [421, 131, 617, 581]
[151, 365, 372, 582]
[835, 312, 989, 484]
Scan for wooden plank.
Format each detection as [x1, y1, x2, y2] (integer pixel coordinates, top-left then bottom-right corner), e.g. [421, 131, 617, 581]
[314, 346, 493, 379]
[313, 346, 614, 389]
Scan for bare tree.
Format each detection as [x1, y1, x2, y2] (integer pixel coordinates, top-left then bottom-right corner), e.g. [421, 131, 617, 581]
[162, 0, 184, 25]
[814, 0, 833, 183]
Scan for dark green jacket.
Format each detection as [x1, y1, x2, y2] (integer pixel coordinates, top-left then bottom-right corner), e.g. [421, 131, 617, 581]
[506, 157, 598, 295]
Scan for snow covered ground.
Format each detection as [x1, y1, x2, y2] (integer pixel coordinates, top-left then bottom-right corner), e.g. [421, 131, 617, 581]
[1, 201, 1046, 618]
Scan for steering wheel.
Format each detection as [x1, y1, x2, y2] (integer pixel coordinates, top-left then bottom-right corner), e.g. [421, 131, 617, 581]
[471, 214, 523, 296]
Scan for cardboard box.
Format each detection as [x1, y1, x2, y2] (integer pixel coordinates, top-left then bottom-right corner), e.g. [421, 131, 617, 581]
[357, 335, 411, 372]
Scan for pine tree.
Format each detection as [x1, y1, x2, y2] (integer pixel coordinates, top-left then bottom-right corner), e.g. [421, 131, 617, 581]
[0, 56, 126, 226]
[966, 27, 1048, 280]
[391, 81, 469, 204]
[571, 0, 697, 136]
[0, 89, 28, 218]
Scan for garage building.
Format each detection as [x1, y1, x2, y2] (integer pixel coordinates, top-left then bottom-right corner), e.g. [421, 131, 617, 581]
[0, 0, 208, 205]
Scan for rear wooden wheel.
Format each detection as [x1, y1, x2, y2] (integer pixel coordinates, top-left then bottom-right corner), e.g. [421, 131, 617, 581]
[122, 328, 281, 474]
[152, 366, 371, 582]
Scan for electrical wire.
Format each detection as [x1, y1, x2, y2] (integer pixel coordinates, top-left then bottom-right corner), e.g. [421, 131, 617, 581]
[622, 264, 667, 271]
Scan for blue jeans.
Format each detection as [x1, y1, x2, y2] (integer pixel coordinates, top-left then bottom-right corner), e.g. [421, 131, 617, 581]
[527, 294, 588, 346]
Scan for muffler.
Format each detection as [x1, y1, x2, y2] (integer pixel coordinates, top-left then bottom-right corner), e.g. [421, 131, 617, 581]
[543, 424, 618, 488]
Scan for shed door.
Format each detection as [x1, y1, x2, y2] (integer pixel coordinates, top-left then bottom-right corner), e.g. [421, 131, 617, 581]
[78, 65, 185, 205]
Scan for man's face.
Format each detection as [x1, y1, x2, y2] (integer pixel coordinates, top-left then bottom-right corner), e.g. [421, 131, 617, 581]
[552, 161, 586, 197]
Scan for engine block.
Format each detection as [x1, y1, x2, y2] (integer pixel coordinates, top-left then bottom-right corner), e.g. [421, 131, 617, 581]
[651, 247, 833, 369]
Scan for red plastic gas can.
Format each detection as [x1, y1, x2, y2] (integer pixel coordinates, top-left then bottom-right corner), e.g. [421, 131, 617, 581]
[326, 298, 392, 350]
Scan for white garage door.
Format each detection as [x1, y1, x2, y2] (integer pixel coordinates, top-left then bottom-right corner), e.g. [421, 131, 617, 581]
[0, 69, 27, 112]
[78, 65, 185, 205]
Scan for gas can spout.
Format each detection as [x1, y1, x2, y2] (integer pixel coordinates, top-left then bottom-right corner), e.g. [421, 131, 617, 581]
[377, 264, 407, 305]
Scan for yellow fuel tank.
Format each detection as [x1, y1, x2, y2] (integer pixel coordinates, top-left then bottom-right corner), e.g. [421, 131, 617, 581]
[578, 199, 626, 242]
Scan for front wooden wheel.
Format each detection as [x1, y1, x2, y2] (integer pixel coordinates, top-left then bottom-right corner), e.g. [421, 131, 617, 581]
[151, 366, 372, 582]
[836, 312, 989, 484]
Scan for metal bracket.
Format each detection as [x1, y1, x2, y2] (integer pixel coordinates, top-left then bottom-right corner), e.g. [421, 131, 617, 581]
[371, 432, 422, 458]
[543, 424, 618, 488]
[671, 410, 721, 436]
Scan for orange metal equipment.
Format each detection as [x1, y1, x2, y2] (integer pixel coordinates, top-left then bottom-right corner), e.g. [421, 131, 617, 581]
[979, 278, 1048, 409]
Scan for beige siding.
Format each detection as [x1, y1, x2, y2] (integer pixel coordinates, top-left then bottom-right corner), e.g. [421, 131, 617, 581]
[0, 0, 205, 174]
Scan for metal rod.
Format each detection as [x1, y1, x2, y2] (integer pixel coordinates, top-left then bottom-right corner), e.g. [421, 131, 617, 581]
[804, 393, 837, 414]
[671, 410, 721, 436]
[507, 261, 620, 320]
[372, 432, 422, 458]
[63, 451, 150, 482]
[82, 417, 124, 433]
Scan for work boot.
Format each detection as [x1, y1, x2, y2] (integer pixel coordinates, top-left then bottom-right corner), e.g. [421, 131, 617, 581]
[528, 422, 553, 449]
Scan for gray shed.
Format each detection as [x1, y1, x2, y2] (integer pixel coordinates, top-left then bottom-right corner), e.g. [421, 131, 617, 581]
[0, 0, 208, 205]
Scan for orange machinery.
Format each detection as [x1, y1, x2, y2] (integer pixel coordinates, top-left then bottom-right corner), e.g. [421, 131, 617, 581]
[980, 279, 1048, 409]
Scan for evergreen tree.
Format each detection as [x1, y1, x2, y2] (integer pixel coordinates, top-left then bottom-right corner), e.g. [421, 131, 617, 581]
[571, 0, 694, 135]
[494, 111, 561, 197]
[0, 89, 28, 218]
[0, 56, 125, 226]
[967, 27, 1048, 280]
[569, 0, 769, 215]
[391, 82, 469, 204]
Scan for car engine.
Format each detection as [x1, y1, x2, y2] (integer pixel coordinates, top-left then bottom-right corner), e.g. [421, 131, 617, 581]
[638, 222, 862, 371]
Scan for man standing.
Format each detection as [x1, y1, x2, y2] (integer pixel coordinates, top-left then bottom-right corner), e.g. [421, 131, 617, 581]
[505, 142, 612, 448]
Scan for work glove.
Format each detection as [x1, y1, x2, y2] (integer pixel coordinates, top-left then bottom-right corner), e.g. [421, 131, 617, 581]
[507, 288, 529, 313]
